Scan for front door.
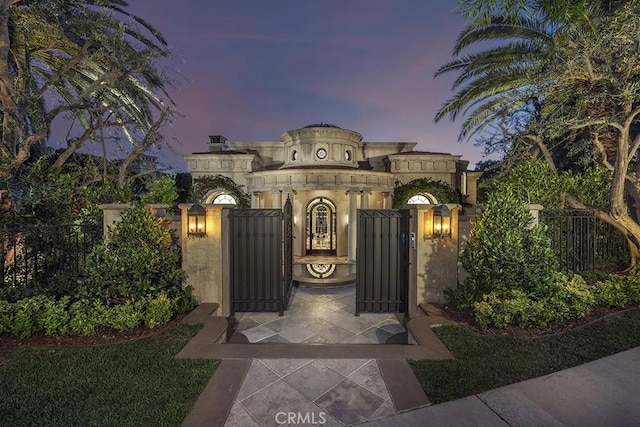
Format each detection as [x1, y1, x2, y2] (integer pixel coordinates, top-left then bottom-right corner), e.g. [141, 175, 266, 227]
[306, 197, 337, 255]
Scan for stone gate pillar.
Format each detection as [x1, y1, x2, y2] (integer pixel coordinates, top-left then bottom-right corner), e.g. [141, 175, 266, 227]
[179, 203, 229, 314]
[414, 204, 462, 308]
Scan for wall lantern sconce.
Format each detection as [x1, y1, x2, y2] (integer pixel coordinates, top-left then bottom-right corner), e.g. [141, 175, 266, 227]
[432, 204, 452, 238]
[187, 204, 206, 237]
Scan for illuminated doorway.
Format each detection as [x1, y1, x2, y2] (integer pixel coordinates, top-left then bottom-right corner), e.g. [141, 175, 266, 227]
[306, 197, 337, 255]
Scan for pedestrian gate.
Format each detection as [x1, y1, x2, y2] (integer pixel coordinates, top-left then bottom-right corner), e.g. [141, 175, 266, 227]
[230, 198, 294, 315]
[356, 209, 410, 315]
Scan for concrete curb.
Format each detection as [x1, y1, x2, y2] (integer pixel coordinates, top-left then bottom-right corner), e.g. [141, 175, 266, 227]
[181, 359, 250, 427]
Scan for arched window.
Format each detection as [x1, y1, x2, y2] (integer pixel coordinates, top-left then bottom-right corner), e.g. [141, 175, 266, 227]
[407, 194, 436, 205]
[212, 193, 237, 205]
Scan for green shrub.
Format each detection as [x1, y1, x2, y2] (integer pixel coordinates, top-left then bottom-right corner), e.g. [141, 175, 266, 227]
[67, 299, 99, 336]
[0, 299, 14, 334]
[170, 286, 197, 315]
[473, 300, 494, 328]
[85, 202, 186, 302]
[453, 185, 558, 309]
[0, 293, 183, 337]
[392, 178, 461, 208]
[9, 296, 48, 338]
[482, 158, 564, 208]
[593, 280, 628, 307]
[474, 290, 544, 328]
[190, 175, 250, 207]
[105, 300, 143, 331]
[471, 274, 595, 329]
[141, 176, 179, 213]
[0, 285, 28, 303]
[593, 274, 640, 307]
[627, 276, 640, 303]
[38, 272, 89, 301]
[41, 296, 71, 336]
[579, 270, 612, 285]
[551, 273, 594, 319]
[519, 299, 548, 328]
[144, 294, 172, 328]
[483, 158, 612, 211]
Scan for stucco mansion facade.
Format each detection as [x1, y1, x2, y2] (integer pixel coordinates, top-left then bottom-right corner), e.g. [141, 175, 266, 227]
[183, 123, 479, 285]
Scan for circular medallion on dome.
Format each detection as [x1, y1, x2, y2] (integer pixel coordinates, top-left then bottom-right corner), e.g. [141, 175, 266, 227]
[316, 148, 327, 159]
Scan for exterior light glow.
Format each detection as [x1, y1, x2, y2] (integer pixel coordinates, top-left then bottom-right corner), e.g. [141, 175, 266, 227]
[187, 204, 206, 237]
[432, 204, 452, 239]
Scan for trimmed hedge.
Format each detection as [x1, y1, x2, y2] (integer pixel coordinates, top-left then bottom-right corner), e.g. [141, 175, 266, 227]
[0, 292, 194, 338]
[451, 186, 559, 310]
[472, 273, 595, 328]
[593, 274, 640, 308]
[470, 272, 640, 329]
[85, 202, 186, 303]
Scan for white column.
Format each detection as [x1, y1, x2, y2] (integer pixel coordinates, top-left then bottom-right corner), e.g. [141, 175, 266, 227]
[361, 190, 370, 209]
[251, 192, 261, 208]
[461, 172, 468, 196]
[272, 190, 282, 209]
[348, 190, 358, 262]
[382, 192, 393, 209]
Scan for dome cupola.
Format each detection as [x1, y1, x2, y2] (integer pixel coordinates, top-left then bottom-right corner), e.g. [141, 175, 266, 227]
[280, 123, 362, 168]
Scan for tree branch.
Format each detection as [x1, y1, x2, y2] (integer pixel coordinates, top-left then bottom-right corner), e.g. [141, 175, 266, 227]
[117, 108, 170, 187]
[583, 54, 596, 80]
[124, 166, 172, 184]
[33, 40, 92, 100]
[593, 132, 615, 172]
[524, 134, 558, 175]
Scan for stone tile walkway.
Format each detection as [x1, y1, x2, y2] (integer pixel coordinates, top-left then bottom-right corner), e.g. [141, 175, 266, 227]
[224, 358, 397, 426]
[233, 285, 406, 344]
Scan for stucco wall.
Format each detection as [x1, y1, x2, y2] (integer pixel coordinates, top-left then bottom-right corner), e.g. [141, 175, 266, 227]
[415, 205, 461, 305]
[179, 204, 229, 313]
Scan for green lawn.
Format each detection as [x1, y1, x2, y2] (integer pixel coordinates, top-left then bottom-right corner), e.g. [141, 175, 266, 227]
[410, 309, 640, 404]
[0, 324, 218, 427]
[5, 311, 640, 423]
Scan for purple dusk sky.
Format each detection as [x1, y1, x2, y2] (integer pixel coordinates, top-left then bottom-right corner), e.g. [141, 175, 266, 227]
[125, 0, 490, 170]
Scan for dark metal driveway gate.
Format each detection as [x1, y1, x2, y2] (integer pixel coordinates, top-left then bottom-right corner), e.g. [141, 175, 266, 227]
[356, 209, 409, 315]
[230, 198, 293, 315]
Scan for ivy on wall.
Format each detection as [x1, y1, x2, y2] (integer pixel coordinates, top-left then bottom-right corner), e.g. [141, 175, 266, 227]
[189, 175, 251, 208]
[392, 178, 461, 209]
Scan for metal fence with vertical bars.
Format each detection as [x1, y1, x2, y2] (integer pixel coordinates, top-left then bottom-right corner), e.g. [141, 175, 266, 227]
[356, 209, 409, 315]
[540, 209, 629, 273]
[1, 224, 102, 291]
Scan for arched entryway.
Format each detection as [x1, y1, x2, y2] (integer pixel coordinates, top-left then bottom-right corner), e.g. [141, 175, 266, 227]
[306, 197, 337, 255]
